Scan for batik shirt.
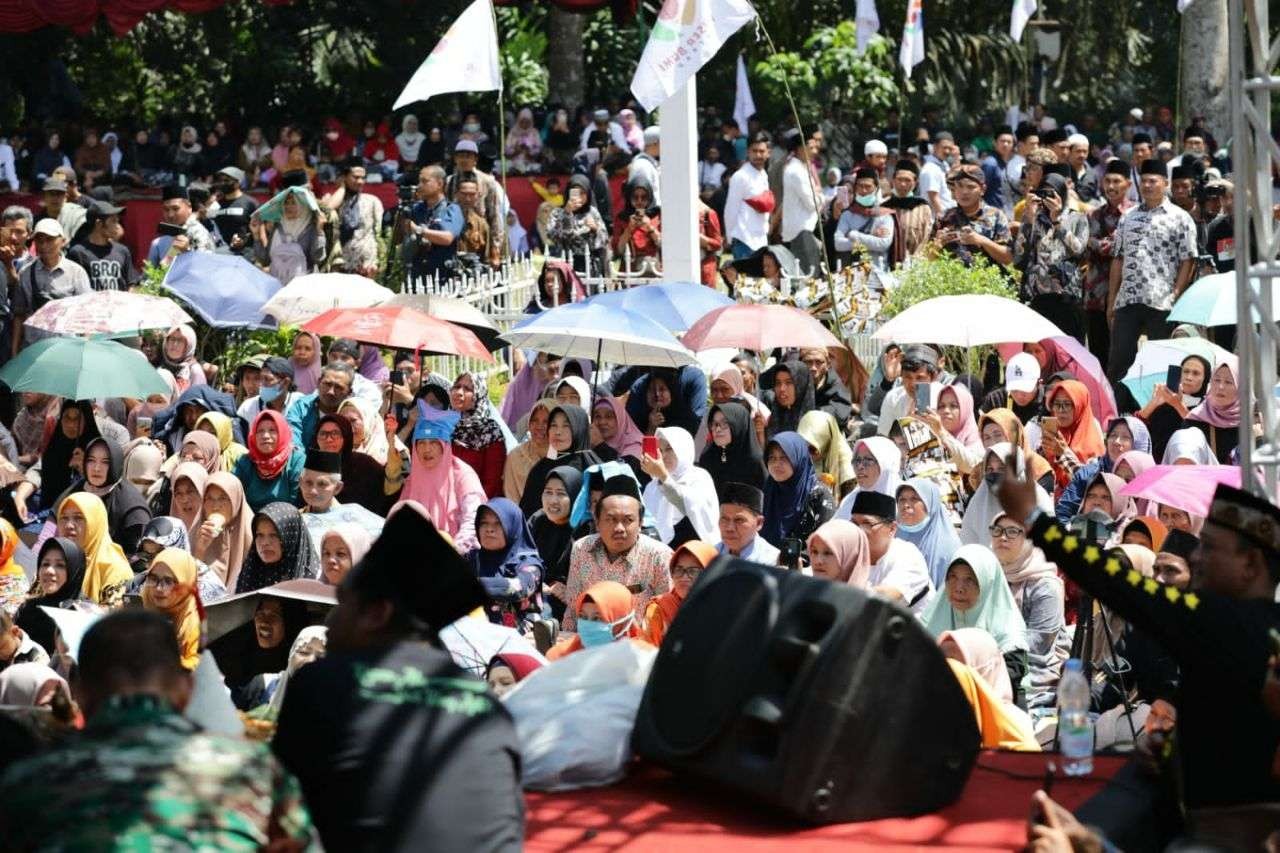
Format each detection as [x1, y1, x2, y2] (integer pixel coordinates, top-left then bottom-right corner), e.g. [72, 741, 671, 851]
[563, 533, 673, 632]
[1084, 200, 1133, 312]
[1112, 198, 1198, 311]
[0, 694, 316, 851]
[1013, 209, 1090, 300]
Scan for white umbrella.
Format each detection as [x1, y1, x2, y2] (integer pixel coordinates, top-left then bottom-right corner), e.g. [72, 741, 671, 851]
[502, 301, 697, 369]
[873, 294, 1064, 347]
[261, 273, 393, 325]
[439, 616, 546, 677]
[24, 290, 194, 338]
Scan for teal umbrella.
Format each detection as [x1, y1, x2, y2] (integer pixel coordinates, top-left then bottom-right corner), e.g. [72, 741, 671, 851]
[0, 337, 170, 399]
[1167, 271, 1280, 327]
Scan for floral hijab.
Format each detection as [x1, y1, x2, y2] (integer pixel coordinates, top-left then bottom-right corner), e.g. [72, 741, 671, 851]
[451, 372, 504, 451]
[234, 502, 320, 593]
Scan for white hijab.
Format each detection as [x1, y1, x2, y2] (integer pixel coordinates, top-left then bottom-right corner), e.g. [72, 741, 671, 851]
[643, 427, 721, 545]
[836, 437, 902, 519]
[959, 443, 1054, 545]
[1161, 427, 1218, 466]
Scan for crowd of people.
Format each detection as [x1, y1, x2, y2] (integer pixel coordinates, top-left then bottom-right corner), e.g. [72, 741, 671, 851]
[0, 95, 1275, 851]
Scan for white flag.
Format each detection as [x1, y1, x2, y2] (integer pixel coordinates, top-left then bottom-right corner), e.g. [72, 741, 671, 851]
[733, 54, 756, 134]
[392, 0, 501, 110]
[900, 0, 925, 77]
[1176, 0, 1195, 11]
[856, 0, 880, 54]
[1010, 0, 1036, 40]
[630, 0, 758, 112]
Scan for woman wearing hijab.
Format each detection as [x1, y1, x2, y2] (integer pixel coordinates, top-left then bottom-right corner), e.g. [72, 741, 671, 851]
[357, 345, 390, 384]
[234, 410, 305, 512]
[1054, 415, 1152, 522]
[547, 173, 610, 278]
[124, 442, 165, 493]
[526, 261, 586, 314]
[449, 372, 507, 499]
[291, 331, 323, 396]
[1184, 357, 1240, 464]
[252, 186, 327, 285]
[14, 538, 87, 655]
[834, 437, 903, 521]
[807, 520, 872, 585]
[1120, 516, 1168, 552]
[1080, 471, 1136, 525]
[9, 400, 102, 525]
[1138, 353, 1211, 460]
[762, 432, 834, 549]
[178, 429, 222, 475]
[194, 471, 253, 591]
[698, 401, 765, 492]
[52, 436, 151, 556]
[57, 492, 132, 608]
[592, 396, 645, 462]
[797, 411, 855, 499]
[127, 369, 179, 438]
[1161, 427, 1218, 466]
[546, 580, 646, 661]
[0, 663, 72, 714]
[140, 548, 203, 670]
[505, 108, 543, 174]
[313, 413, 388, 515]
[987, 512, 1065, 710]
[639, 427, 720, 549]
[643, 540, 718, 646]
[696, 363, 770, 453]
[395, 114, 425, 167]
[762, 361, 815, 439]
[612, 176, 662, 263]
[319, 523, 372, 587]
[485, 651, 544, 697]
[923, 383, 984, 474]
[976, 408, 1054, 494]
[338, 397, 393, 466]
[923, 544, 1030, 707]
[895, 477, 962, 591]
[467, 498, 544, 632]
[129, 515, 227, 604]
[235, 502, 320, 593]
[167, 461, 208, 537]
[0, 518, 23, 614]
[213, 596, 312, 711]
[160, 325, 207, 393]
[960, 443, 1054, 546]
[938, 628, 1039, 750]
[529, 466, 583, 622]
[624, 366, 708, 439]
[519, 404, 602, 517]
[194, 412, 247, 473]
[501, 353, 564, 430]
[1041, 379, 1104, 490]
[503, 399, 556, 505]
[399, 404, 487, 553]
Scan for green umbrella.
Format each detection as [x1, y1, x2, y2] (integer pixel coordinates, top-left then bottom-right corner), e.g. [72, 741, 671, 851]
[0, 337, 170, 400]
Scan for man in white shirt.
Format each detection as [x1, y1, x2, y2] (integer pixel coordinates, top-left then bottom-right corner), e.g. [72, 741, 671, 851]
[722, 132, 772, 260]
[1005, 122, 1039, 207]
[877, 344, 943, 436]
[715, 483, 780, 566]
[0, 135, 16, 192]
[628, 126, 661, 206]
[847, 491, 933, 614]
[780, 129, 822, 273]
[578, 109, 630, 154]
[918, 131, 958, 217]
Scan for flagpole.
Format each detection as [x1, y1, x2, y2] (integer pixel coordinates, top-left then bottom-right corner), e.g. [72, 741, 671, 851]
[487, 0, 510, 211]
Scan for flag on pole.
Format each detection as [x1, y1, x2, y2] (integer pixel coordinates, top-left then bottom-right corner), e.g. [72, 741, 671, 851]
[855, 0, 880, 54]
[630, 0, 758, 112]
[1010, 0, 1036, 40]
[1176, 0, 1195, 10]
[392, 0, 501, 110]
[900, 0, 925, 77]
[733, 54, 756, 134]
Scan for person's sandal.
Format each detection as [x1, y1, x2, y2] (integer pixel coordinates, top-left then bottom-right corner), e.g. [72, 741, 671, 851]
[532, 619, 559, 654]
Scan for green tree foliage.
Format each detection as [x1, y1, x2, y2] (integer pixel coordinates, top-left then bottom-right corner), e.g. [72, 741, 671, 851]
[754, 26, 898, 129]
[881, 254, 1018, 319]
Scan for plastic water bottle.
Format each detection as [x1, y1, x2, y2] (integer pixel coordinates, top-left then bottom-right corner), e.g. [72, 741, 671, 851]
[1058, 658, 1094, 776]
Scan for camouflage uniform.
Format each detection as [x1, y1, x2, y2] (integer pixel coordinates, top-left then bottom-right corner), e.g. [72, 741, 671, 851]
[0, 694, 317, 851]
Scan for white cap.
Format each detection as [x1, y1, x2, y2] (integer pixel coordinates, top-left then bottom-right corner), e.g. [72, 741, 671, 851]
[643, 126, 661, 145]
[32, 219, 64, 239]
[1129, 107, 1144, 120]
[864, 139, 888, 157]
[1005, 352, 1041, 394]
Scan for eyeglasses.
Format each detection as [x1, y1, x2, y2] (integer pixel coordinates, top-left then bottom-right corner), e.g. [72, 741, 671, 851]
[671, 566, 702, 579]
[852, 456, 879, 468]
[1050, 399, 1075, 412]
[988, 524, 1025, 540]
[853, 519, 887, 532]
[710, 420, 731, 432]
[143, 573, 177, 590]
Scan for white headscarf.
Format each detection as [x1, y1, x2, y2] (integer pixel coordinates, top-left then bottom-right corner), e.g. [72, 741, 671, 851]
[643, 427, 721, 545]
[1161, 427, 1218, 466]
[959, 443, 1054, 546]
[396, 114, 424, 161]
[835, 437, 902, 519]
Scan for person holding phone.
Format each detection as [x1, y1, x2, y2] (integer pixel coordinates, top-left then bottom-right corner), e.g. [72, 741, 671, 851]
[875, 344, 943, 437]
[639, 427, 720, 549]
[144, 185, 214, 269]
[1136, 354, 1211, 460]
[1013, 171, 1090, 344]
[611, 176, 662, 266]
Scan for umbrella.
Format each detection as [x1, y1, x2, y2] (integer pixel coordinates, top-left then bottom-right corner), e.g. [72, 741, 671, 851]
[384, 292, 504, 351]
[1120, 337, 1232, 407]
[204, 579, 335, 644]
[681, 303, 845, 353]
[1118, 464, 1242, 518]
[261, 273, 394, 326]
[588, 282, 733, 332]
[24, 290, 193, 338]
[0, 337, 171, 399]
[728, 243, 803, 278]
[502, 301, 696, 369]
[996, 337, 1117, 426]
[162, 252, 281, 329]
[874, 295, 1064, 347]
[439, 615, 545, 678]
[1167, 271, 1279, 327]
[303, 306, 494, 362]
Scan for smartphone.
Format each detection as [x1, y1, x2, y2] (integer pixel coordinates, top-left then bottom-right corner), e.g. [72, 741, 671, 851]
[389, 369, 405, 387]
[157, 221, 186, 237]
[1165, 364, 1182, 392]
[914, 383, 932, 412]
[642, 435, 660, 459]
[780, 538, 803, 571]
[136, 416, 152, 437]
[1040, 415, 1059, 435]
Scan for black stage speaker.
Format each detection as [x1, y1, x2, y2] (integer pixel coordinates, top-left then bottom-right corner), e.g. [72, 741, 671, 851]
[631, 555, 980, 824]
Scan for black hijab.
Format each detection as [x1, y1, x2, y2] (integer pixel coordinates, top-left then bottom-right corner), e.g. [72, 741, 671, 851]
[519, 405, 601, 516]
[763, 361, 815, 437]
[529, 465, 584, 588]
[620, 174, 660, 217]
[564, 174, 596, 218]
[211, 596, 311, 689]
[40, 401, 101, 507]
[234, 502, 320, 593]
[54, 436, 152, 555]
[1148, 354, 1214, 460]
[14, 538, 88, 655]
[698, 401, 765, 489]
[317, 413, 386, 515]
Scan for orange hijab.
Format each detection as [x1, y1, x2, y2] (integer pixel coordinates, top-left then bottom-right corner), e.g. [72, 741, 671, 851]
[1123, 516, 1168, 552]
[141, 548, 203, 670]
[548, 580, 645, 660]
[644, 541, 719, 646]
[946, 658, 1040, 750]
[1047, 380, 1104, 462]
[0, 518, 20, 579]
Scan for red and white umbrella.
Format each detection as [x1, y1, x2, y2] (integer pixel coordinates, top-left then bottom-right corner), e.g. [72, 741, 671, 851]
[680, 303, 845, 352]
[303, 306, 494, 362]
[24, 290, 193, 338]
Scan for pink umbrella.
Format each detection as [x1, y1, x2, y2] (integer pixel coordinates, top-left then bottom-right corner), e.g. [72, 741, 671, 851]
[997, 336, 1117, 426]
[1118, 465, 1241, 517]
[681, 304, 845, 353]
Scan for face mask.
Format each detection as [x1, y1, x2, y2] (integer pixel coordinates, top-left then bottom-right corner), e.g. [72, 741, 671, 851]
[898, 516, 929, 534]
[259, 384, 283, 404]
[855, 192, 879, 208]
[577, 617, 620, 648]
[893, 185, 912, 198]
[984, 471, 1002, 487]
[463, 122, 481, 134]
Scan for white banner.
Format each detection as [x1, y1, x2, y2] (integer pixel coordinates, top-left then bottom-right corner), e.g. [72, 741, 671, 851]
[900, 0, 925, 77]
[856, 0, 881, 54]
[733, 54, 756, 134]
[393, 0, 501, 110]
[1010, 0, 1036, 41]
[630, 0, 758, 112]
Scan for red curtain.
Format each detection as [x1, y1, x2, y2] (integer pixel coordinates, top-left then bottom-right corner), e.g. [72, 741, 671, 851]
[0, 0, 293, 35]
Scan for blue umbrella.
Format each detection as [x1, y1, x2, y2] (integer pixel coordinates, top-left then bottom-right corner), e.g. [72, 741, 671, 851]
[503, 301, 695, 369]
[1167, 271, 1280, 327]
[587, 282, 733, 331]
[162, 252, 281, 329]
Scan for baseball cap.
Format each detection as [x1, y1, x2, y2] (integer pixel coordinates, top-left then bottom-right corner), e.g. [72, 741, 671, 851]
[85, 199, 125, 221]
[41, 178, 68, 193]
[32, 219, 64, 239]
[216, 166, 246, 184]
[1005, 352, 1041, 394]
[454, 139, 479, 154]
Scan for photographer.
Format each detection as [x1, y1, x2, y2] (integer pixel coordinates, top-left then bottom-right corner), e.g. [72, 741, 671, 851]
[400, 165, 462, 289]
[1013, 173, 1090, 342]
[322, 158, 383, 278]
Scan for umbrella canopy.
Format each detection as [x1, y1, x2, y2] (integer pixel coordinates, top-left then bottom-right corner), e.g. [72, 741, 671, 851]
[204, 578, 335, 644]
[384, 292, 504, 352]
[727, 243, 803, 278]
[1118, 464, 1242, 518]
[162, 252, 281, 329]
[261, 273, 394, 326]
[0, 336, 171, 399]
[438, 615, 546, 678]
[303, 306, 494, 362]
[681, 303, 845, 353]
[25, 290, 193, 338]
[1167, 272, 1279, 327]
[502, 301, 696, 368]
[1120, 337, 1233, 407]
[996, 336, 1117, 426]
[589, 282, 733, 332]
[875, 295, 1064, 347]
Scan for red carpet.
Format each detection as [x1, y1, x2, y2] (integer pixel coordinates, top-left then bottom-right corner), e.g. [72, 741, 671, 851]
[524, 752, 1123, 852]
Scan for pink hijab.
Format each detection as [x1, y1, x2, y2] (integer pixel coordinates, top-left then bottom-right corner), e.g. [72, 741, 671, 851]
[939, 627, 1014, 704]
[291, 331, 324, 395]
[401, 439, 485, 541]
[1114, 450, 1156, 515]
[592, 395, 645, 458]
[712, 364, 770, 419]
[807, 519, 872, 587]
[1186, 357, 1241, 429]
[936, 383, 982, 450]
